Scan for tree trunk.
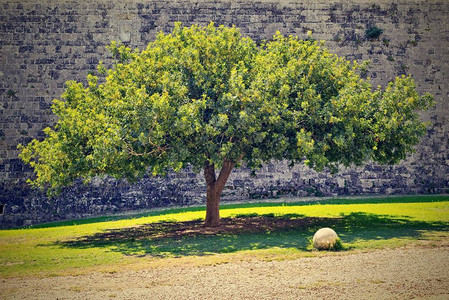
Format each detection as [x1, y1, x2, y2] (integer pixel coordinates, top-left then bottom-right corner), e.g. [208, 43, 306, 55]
[204, 159, 235, 227]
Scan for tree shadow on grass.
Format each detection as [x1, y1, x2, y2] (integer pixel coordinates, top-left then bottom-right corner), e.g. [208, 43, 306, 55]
[57, 213, 448, 257]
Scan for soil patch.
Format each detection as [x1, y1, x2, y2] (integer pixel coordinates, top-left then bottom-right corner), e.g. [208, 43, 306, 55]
[3, 242, 449, 299]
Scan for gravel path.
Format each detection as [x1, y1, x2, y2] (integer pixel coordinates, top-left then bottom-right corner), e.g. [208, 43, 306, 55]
[3, 243, 449, 300]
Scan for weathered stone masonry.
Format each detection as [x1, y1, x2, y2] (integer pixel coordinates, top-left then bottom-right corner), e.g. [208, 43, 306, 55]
[0, 0, 448, 227]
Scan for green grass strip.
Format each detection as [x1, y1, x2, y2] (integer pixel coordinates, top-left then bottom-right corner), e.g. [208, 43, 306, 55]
[22, 194, 449, 229]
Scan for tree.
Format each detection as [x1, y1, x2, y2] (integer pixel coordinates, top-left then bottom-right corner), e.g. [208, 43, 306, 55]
[19, 23, 434, 227]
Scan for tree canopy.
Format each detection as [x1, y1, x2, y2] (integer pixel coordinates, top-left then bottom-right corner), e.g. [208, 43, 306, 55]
[19, 23, 434, 226]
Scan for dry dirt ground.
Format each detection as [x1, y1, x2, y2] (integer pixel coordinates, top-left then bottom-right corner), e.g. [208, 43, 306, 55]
[3, 241, 449, 300]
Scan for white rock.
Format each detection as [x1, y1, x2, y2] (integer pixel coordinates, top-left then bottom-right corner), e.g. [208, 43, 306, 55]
[313, 227, 339, 250]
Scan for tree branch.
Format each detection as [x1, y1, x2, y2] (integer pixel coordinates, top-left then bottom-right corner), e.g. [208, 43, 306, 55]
[215, 154, 244, 189]
[125, 144, 168, 157]
[204, 161, 216, 187]
[215, 159, 235, 189]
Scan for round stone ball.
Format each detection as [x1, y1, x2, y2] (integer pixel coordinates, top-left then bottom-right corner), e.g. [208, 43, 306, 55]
[313, 227, 339, 250]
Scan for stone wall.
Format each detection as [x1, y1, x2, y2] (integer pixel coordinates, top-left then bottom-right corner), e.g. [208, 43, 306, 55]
[1, 0, 448, 227]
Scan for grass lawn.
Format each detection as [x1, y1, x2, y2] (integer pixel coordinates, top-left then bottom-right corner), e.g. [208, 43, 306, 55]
[0, 195, 448, 278]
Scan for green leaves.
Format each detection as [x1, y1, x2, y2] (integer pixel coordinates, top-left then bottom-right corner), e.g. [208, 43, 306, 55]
[250, 35, 434, 170]
[369, 75, 434, 164]
[18, 23, 434, 193]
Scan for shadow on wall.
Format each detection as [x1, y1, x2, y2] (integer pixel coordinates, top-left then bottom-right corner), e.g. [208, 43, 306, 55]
[55, 212, 448, 257]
